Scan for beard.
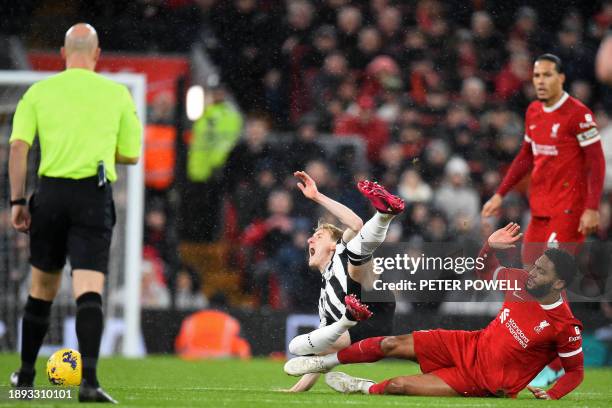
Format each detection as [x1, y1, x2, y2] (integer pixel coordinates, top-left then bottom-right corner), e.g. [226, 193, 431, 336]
[526, 281, 554, 299]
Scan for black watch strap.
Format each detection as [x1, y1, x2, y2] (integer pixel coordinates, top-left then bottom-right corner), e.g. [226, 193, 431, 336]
[10, 198, 27, 207]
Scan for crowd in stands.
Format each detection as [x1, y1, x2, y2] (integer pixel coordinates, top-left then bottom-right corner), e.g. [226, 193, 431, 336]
[171, 0, 611, 311]
[10, 0, 611, 312]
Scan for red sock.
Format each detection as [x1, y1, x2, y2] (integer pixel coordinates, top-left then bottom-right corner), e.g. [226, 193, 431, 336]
[368, 379, 390, 395]
[337, 336, 386, 364]
[548, 358, 563, 372]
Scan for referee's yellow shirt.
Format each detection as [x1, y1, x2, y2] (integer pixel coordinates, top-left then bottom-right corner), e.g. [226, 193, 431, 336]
[9, 68, 142, 182]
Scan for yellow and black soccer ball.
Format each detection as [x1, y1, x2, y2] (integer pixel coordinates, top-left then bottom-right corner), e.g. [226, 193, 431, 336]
[46, 348, 82, 386]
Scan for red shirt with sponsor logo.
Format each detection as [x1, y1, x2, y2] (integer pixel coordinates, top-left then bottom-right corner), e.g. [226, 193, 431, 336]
[473, 243, 584, 399]
[524, 92, 600, 216]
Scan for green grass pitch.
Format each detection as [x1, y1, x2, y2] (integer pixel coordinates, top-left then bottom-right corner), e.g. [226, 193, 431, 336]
[0, 353, 611, 407]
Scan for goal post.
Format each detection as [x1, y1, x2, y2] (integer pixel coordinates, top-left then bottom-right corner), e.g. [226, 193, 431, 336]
[0, 70, 146, 358]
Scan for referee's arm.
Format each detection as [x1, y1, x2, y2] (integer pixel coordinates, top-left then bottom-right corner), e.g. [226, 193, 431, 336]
[115, 85, 143, 165]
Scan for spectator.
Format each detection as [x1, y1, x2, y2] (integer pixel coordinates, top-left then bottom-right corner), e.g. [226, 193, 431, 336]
[495, 52, 531, 101]
[175, 267, 208, 310]
[336, 5, 362, 53]
[350, 26, 382, 69]
[434, 156, 480, 225]
[471, 11, 505, 75]
[334, 95, 389, 163]
[461, 77, 489, 115]
[398, 168, 433, 204]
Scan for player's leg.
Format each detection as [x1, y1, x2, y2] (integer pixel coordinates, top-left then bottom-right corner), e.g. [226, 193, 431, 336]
[12, 267, 63, 387]
[284, 334, 415, 376]
[12, 187, 68, 388]
[522, 216, 550, 267]
[325, 372, 459, 396]
[72, 270, 105, 388]
[344, 181, 404, 270]
[68, 181, 116, 403]
[289, 295, 372, 355]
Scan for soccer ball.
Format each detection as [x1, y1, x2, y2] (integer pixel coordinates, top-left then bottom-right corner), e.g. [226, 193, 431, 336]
[46, 348, 82, 386]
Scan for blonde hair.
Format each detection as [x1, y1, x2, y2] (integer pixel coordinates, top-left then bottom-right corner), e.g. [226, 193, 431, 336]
[315, 221, 343, 242]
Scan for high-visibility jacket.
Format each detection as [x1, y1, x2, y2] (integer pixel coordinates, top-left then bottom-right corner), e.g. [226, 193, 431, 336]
[144, 124, 176, 190]
[175, 310, 251, 359]
[187, 102, 242, 182]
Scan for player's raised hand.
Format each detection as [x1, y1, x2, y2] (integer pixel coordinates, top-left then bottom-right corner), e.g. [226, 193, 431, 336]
[578, 208, 599, 236]
[527, 385, 552, 400]
[488, 222, 522, 249]
[294, 171, 319, 200]
[482, 193, 503, 217]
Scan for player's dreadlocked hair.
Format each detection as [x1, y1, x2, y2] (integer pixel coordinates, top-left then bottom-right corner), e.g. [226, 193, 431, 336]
[315, 220, 343, 242]
[544, 248, 578, 288]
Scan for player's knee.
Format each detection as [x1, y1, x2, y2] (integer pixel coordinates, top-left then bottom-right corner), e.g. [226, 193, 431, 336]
[381, 334, 413, 357]
[380, 336, 400, 354]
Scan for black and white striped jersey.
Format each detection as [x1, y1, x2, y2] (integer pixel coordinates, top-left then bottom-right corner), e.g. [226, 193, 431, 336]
[318, 240, 351, 327]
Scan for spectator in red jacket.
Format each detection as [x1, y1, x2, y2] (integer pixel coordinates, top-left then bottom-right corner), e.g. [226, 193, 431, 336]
[334, 95, 389, 163]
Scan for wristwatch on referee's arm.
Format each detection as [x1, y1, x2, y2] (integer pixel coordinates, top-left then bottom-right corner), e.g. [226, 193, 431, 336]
[10, 198, 27, 207]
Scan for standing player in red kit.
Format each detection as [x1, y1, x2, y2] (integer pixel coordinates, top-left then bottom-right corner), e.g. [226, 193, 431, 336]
[284, 223, 584, 400]
[482, 54, 605, 264]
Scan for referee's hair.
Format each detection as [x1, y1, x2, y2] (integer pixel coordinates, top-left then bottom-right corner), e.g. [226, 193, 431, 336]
[535, 53, 564, 74]
[544, 248, 577, 288]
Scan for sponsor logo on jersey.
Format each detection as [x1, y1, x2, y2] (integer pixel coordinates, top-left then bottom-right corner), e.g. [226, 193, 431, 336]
[550, 123, 560, 138]
[568, 335, 581, 342]
[500, 308, 510, 323]
[579, 113, 597, 129]
[506, 318, 529, 348]
[534, 320, 550, 334]
[531, 143, 558, 156]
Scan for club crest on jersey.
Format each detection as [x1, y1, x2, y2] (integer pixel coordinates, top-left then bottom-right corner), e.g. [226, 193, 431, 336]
[534, 320, 550, 334]
[550, 123, 560, 138]
[500, 308, 510, 323]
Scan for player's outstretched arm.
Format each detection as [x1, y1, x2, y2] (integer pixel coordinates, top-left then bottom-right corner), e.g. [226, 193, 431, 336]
[294, 171, 363, 234]
[284, 373, 321, 392]
[482, 142, 533, 217]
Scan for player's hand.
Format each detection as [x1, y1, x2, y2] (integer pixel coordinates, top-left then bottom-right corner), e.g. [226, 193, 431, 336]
[527, 385, 552, 400]
[578, 209, 599, 236]
[11, 204, 31, 233]
[488, 222, 522, 249]
[294, 171, 319, 200]
[482, 193, 503, 217]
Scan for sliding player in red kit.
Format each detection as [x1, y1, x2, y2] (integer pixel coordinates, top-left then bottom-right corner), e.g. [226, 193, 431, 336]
[284, 223, 584, 400]
[482, 54, 605, 264]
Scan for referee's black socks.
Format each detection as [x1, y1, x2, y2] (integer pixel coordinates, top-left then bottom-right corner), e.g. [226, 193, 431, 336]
[20, 296, 53, 384]
[76, 292, 104, 387]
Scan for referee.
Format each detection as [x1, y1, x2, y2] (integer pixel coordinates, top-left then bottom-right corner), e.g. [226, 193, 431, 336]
[8, 23, 141, 403]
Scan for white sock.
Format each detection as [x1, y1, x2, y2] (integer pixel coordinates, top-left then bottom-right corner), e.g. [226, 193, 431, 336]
[346, 212, 394, 256]
[288, 316, 356, 355]
[362, 381, 375, 394]
[321, 353, 340, 368]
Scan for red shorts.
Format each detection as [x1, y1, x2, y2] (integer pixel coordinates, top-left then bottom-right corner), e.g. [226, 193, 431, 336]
[522, 214, 584, 265]
[413, 329, 491, 397]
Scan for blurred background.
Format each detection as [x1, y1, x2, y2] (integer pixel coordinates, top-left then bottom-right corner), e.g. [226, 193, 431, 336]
[0, 0, 611, 362]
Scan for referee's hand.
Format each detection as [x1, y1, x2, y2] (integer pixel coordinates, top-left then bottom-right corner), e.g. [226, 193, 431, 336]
[11, 205, 31, 233]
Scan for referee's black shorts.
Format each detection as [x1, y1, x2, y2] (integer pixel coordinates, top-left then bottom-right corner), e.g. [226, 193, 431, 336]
[28, 176, 116, 274]
[348, 300, 395, 343]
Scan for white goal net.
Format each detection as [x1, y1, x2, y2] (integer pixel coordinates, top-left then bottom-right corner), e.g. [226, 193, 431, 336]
[0, 70, 146, 357]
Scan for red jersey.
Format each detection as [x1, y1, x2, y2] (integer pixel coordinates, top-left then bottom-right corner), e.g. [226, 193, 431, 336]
[524, 92, 600, 217]
[473, 244, 584, 398]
